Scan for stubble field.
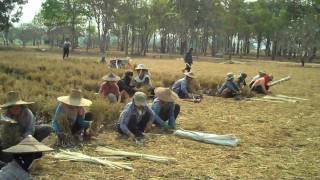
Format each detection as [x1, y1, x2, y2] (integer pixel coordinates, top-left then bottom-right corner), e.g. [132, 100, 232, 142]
[0, 50, 319, 179]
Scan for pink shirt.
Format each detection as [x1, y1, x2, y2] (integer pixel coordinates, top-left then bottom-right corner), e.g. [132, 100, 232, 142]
[99, 82, 120, 98]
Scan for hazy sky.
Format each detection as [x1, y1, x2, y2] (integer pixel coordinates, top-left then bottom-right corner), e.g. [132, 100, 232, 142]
[18, 0, 45, 24]
[18, 0, 257, 24]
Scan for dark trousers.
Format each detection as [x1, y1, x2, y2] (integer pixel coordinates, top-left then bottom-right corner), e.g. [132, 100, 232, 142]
[63, 47, 69, 59]
[159, 104, 180, 122]
[0, 124, 52, 164]
[184, 63, 192, 72]
[252, 85, 264, 94]
[117, 111, 152, 138]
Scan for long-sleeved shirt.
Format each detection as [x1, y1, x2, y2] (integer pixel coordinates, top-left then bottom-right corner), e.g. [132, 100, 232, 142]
[133, 74, 152, 88]
[117, 76, 135, 95]
[218, 80, 239, 94]
[184, 52, 193, 65]
[99, 82, 120, 98]
[52, 103, 90, 134]
[151, 98, 176, 127]
[172, 77, 191, 99]
[0, 161, 31, 180]
[5, 107, 35, 138]
[118, 102, 154, 136]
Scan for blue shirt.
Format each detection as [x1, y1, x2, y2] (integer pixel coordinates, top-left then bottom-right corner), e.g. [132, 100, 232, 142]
[218, 80, 239, 94]
[52, 103, 90, 134]
[151, 98, 176, 127]
[172, 77, 190, 99]
[118, 102, 154, 136]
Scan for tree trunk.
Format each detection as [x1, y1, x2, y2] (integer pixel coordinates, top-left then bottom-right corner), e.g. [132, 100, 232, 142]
[272, 40, 277, 60]
[236, 35, 240, 55]
[160, 33, 166, 53]
[152, 33, 156, 52]
[265, 36, 271, 56]
[131, 25, 135, 55]
[256, 33, 262, 58]
[125, 25, 129, 56]
[309, 47, 317, 62]
[211, 35, 215, 57]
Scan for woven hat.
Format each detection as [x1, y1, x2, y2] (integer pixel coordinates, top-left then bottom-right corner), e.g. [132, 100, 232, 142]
[102, 72, 120, 81]
[258, 70, 266, 76]
[155, 87, 179, 102]
[226, 72, 234, 80]
[135, 64, 148, 70]
[239, 72, 247, 79]
[0, 91, 34, 108]
[133, 92, 147, 106]
[183, 72, 196, 78]
[3, 135, 53, 154]
[57, 89, 92, 107]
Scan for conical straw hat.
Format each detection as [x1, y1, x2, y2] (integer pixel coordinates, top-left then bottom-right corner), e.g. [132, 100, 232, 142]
[102, 72, 120, 81]
[57, 89, 92, 107]
[3, 135, 53, 154]
[0, 91, 34, 108]
[155, 87, 179, 102]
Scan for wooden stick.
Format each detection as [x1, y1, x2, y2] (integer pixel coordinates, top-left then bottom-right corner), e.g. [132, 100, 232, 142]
[263, 96, 297, 103]
[276, 94, 308, 101]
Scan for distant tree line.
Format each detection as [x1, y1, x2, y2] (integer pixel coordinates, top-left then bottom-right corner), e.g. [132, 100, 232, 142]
[1, 0, 319, 62]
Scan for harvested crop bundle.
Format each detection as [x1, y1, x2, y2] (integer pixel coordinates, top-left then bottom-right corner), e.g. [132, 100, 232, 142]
[174, 129, 240, 147]
[51, 150, 133, 170]
[96, 146, 176, 163]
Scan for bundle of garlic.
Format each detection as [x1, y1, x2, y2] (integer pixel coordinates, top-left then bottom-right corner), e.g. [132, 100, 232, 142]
[96, 147, 176, 163]
[52, 150, 133, 170]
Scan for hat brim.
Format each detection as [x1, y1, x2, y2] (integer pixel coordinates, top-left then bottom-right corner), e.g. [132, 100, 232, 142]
[3, 144, 53, 154]
[184, 73, 195, 78]
[155, 89, 179, 103]
[0, 100, 34, 108]
[102, 76, 121, 81]
[57, 96, 92, 107]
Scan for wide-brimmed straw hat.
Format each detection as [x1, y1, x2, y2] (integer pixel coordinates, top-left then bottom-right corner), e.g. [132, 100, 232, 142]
[102, 72, 120, 81]
[135, 64, 148, 70]
[258, 70, 266, 75]
[0, 91, 34, 108]
[184, 72, 196, 78]
[155, 87, 179, 102]
[3, 135, 53, 154]
[133, 92, 147, 106]
[57, 89, 92, 107]
[226, 72, 234, 80]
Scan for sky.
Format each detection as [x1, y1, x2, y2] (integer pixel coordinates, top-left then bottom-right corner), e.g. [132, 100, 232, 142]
[18, 0, 45, 24]
[18, 0, 258, 24]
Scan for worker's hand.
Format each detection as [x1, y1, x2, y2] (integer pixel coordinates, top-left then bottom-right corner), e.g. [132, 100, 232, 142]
[128, 133, 136, 141]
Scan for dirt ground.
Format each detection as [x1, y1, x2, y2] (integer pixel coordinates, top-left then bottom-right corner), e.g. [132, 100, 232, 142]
[0, 50, 319, 179]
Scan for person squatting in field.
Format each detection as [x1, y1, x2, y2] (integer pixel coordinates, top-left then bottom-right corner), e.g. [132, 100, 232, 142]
[0, 135, 53, 180]
[52, 89, 93, 147]
[116, 92, 154, 145]
[0, 91, 52, 164]
[131, 64, 155, 97]
[99, 72, 121, 103]
[152, 87, 180, 130]
[217, 73, 241, 98]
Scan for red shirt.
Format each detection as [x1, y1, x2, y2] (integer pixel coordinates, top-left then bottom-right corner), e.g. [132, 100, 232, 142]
[263, 75, 271, 90]
[99, 82, 120, 98]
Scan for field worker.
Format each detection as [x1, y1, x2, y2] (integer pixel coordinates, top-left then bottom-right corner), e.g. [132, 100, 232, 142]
[116, 92, 154, 144]
[249, 70, 266, 88]
[152, 87, 180, 130]
[52, 89, 93, 146]
[132, 64, 155, 96]
[250, 74, 274, 95]
[0, 135, 53, 180]
[0, 92, 52, 163]
[184, 48, 193, 72]
[235, 72, 247, 89]
[172, 72, 196, 100]
[99, 72, 121, 103]
[217, 73, 240, 98]
[62, 38, 71, 59]
[118, 70, 137, 103]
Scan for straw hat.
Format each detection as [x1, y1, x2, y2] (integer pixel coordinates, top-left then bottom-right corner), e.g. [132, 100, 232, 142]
[135, 64, 148, 70]
[155, 87, 179, 102]
[133, 92, 147, 106]
[226, 72, 234, 80]
[0, 91, 34, 108]
[102, 72, 120, 81]
[183, 72, 196, 78]
[3, 135, 53, 154]
[258, 70, 266, 76]
[57, 89, 92, 107]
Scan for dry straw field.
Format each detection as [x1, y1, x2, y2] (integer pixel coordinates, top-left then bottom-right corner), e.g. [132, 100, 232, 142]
[0, 50, 319, 179]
